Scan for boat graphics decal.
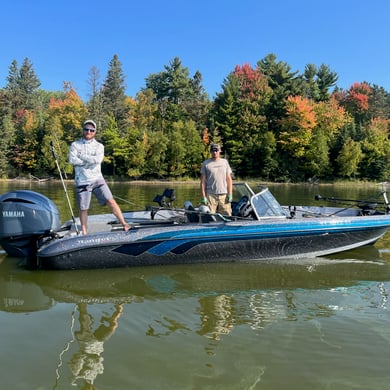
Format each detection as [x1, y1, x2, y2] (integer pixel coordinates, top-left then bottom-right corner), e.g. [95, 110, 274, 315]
[111, 224, 386, 257]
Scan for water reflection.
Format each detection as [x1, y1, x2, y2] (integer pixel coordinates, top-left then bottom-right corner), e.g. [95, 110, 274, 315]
[2, 249, 390, 312]
[66, 303, 123, 389]
[2, 245, 390, 387]
[197, 295, 235, 340]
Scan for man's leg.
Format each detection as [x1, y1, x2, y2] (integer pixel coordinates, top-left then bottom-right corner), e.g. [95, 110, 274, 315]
[77, 185, 91, 235]
[106, 198, 130, 231]
[80, 209, 88, 235]
[217, 194, 232, 216]
[206, 194, 218, 214]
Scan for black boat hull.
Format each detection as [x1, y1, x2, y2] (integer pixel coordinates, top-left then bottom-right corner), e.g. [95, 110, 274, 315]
[37, 225, 388, 270]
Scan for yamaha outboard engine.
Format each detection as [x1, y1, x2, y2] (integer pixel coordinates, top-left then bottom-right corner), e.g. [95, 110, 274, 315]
[0, 190, 61, 258]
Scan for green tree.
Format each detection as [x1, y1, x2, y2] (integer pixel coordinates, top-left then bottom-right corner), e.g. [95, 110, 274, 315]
[368, 84, 390, 120]
[316, 64, 338, 101]
[5, 58, 41, 111]
[257, 53, 300, 132]
[18, 58, 41, 108]
[184, 70, 211, 131]
[214, 63, 273, 177]
[302, 64, 321, 101]
[304, 128, 330, 177]
[101, 54, 127, 125]
[86, 65, 104, 126]
[312, 96, 351, 178]
[145, 130, 169, 178]
[10, 109, 40, 174]
[5, 60, 20, 111]
[165, 120, 203, 177]
[144, 57, 209, 128]
[302, 63, 338, 102]
[166, 123, 187, 177]
[133, 89, 160, 132]
[336, 138, 363, 178]
[0, 112, 15, 177]
[101, 116, 123, 176]
[359, 118, 390, 180]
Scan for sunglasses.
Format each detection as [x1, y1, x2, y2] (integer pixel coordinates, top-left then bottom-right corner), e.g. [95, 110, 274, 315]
[211, 149, 219, 153]
[83, 128, 96, 133]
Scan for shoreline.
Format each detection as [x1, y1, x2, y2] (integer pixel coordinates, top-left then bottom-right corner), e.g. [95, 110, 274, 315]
[2, 177, 385, 188]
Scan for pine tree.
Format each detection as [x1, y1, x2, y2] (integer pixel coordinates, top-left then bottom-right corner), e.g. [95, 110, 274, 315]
[5, 58, 41, 111]
[18, 58, 41, 108]
[144, 57, 210, 128]
[86, 65, 103, 127]
[101, 54, 127, 125]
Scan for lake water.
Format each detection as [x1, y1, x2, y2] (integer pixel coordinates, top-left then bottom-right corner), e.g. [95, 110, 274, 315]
[1, 181, 390, 389]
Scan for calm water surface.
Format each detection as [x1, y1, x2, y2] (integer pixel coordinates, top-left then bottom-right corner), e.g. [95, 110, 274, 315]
[1, 181, 390, 389]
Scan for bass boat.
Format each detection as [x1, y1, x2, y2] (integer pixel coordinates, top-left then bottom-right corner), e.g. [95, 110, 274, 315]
[0, 182, 390, 270]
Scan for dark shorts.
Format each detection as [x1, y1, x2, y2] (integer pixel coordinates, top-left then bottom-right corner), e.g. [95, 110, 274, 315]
[76, 179, 113, 210]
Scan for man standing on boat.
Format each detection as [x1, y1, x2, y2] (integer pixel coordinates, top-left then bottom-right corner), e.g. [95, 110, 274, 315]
[200, 143, 233, 216]
[69, 120, 130, 235]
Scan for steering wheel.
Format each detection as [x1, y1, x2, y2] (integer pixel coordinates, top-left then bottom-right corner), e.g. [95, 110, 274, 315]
[233, 195, 249, 217]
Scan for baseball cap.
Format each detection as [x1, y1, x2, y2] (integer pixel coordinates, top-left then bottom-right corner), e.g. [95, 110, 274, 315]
[210, 143, 221, 151]
[83, 120, 97, 129]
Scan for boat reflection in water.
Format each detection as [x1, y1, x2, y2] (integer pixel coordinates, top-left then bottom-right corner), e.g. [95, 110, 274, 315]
[1, 245, 390, 389]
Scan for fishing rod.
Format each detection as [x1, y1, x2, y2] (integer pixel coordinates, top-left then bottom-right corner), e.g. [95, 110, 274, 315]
[315, 191, 390, 215]
[50, 141, 80, 235]
[51, 132, 68, 179]
[314, 194, 385, 205]
[113, 195, 138, 207]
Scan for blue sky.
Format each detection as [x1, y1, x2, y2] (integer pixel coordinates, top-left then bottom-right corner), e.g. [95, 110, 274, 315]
[1, 0, 389, 101]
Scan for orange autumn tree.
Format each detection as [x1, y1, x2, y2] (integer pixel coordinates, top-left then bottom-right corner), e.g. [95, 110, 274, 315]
[42, 82, 87, 176]
[278, 95, 316, 158]
[308, 96, 352, 176]
[338, 82, 372, 126]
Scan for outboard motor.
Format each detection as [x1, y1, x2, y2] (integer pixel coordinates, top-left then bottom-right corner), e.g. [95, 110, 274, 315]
[0, 190, 61, 258]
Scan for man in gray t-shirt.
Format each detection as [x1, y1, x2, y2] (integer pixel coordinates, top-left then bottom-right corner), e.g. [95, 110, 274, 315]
[200, 143, 233, 215]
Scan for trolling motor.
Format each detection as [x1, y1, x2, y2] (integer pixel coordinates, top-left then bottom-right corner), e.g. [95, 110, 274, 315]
[150, 188, 176, 219]
[153, 188, 176, 207]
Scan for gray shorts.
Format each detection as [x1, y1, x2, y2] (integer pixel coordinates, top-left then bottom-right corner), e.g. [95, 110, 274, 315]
[76, 179, 113, 210]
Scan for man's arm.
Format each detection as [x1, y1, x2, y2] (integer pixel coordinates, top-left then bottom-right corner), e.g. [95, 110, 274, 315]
[69, 142, 104, 166]
[69, 142, 84, 166]
[226, 173, 233, 197]
[200, 174, 207, 198]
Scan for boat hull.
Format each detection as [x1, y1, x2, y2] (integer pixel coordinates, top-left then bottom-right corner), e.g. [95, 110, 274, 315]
[37, 217, 390, 270]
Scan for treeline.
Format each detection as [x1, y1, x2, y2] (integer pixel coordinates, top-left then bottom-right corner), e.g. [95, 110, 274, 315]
[0, 53, 389, 182]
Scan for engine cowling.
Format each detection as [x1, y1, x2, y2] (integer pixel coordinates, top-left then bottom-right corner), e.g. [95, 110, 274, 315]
[0, 190, 61, 258]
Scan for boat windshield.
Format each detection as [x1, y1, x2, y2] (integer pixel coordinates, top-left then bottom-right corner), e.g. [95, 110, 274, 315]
[251, 188, 287, 219]
[231, 182, 287, 220]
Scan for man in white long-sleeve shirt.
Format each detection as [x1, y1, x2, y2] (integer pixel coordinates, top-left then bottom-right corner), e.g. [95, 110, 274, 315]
[69, 120, 130, 235]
